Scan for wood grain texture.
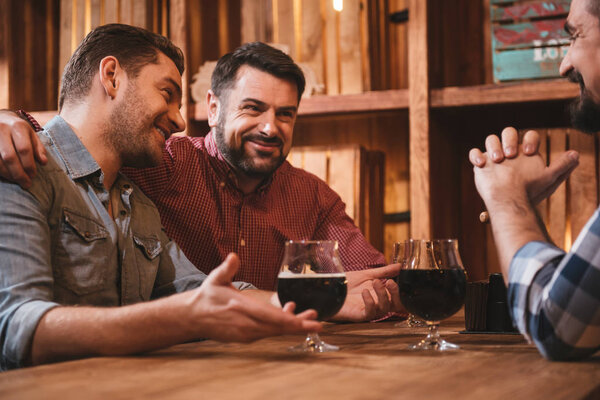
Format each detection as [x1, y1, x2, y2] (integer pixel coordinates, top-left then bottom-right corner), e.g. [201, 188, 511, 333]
[408, 0, 431, 239]
[0, 0, 11, 109]
[548, 128, 568, 248]
[568, 129, 598, 241]
[0, 314, 597, 400]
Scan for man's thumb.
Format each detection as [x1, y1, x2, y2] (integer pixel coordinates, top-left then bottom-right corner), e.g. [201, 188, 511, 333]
[205, 253, 240, 286]
[548, 150, 579, 179]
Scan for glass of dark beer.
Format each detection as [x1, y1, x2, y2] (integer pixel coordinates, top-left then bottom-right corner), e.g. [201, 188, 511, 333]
[277, 240, 347, 352]
[392, 239, 425, 328]
[397, 239, 467, 351]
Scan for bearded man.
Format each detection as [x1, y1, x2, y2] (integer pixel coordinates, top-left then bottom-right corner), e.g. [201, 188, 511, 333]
[469, 0, 600, 361]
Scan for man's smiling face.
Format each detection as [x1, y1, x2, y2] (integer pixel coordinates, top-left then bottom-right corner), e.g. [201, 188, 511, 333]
[212, 65, 298, 179]
[560, 0, 600, 132]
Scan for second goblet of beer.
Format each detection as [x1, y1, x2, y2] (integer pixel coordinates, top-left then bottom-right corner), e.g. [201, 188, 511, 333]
[277, 240, 347, 352]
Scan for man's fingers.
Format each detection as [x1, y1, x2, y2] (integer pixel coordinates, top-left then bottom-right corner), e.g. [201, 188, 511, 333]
[469, 148, 486, 167]
[204, 253, 240, 286]
[522, 130, 541, 155]
[501, 127, 519, 158]
[0, 135, 31, 188]
[359, 263, 401, 280]
[372, 280, 390, 317]
[30, 129, 48, 164]
[12, 128, 37, 178]
[485, 134, 504, 162]
[361, 289, 376, 321]
[385, 279, 404, 312]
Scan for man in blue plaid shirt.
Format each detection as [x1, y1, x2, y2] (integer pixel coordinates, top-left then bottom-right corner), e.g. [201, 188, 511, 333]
[470, 0, 600, 361]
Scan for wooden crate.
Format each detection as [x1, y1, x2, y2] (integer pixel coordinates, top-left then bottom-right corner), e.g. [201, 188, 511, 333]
[490, 0, 571, 82]
[287, 145, 385, 252]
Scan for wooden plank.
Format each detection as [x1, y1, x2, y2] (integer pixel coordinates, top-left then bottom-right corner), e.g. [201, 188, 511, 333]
[323, 0, 339, 95]
[276, 0, 295, 61]
[0, 0, 10, 109]
[339, 0, 362, 94]
[59, 0, 73, 87]
[300, 0, 324, 95]
[408, 0, 431, 239]
[491, 0, 570, 22]
[568, 129, 597, 241]
[365, 150, 385, 251]
[169, 0, 189, 136]
[329, 147, 360, 224]
[535, 129, 549, 226]
[241, 0, 271, 43]
[430, 79, 578, 108]
[104, 0, 117, 24]
[548, 128, 567, 248]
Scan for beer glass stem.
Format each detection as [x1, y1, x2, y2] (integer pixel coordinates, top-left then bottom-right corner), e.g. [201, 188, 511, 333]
[408, 322, 460, 351]
[290, 332, 340, 353]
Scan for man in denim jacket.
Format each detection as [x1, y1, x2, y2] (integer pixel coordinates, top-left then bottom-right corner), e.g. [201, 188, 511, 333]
[0, 24, 324, 370]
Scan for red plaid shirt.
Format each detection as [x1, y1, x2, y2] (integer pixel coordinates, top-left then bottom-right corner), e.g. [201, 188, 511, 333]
[122, 132, 385, 290]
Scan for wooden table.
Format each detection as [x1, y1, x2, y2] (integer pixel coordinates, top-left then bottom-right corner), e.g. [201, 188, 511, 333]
[0, 314, 598, 400]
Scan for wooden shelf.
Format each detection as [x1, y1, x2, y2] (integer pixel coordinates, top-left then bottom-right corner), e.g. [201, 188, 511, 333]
[193, 79, 578, 121]
[193, 89, 409, 121]
[430, 79, 579, 108]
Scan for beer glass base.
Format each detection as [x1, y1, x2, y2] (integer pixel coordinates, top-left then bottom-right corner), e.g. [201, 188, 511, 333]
[408, 322, 460, 351]
[289, 333, 339, 353]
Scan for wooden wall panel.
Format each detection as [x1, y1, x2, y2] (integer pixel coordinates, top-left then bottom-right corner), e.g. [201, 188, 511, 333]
[548, 129, 568, 248]
[293, 111, 409, 261]
[3, 0, 59, 111]
[569, 129, 598, 242]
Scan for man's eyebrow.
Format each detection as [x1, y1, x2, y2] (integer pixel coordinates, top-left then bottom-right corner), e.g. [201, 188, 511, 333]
[161, 77, 182, 97]
[564, 21, 575, 35]
[240, 98, 267, 107]
[240, 98, 298, 112]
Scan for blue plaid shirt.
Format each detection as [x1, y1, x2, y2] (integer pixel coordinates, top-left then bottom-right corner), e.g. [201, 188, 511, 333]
[508, 207, 600, 361]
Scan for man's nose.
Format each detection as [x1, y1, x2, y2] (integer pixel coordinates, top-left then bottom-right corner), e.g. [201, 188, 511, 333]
[169, 107, 186, 133]
[559, 47, 573, 77]
[258, 110, 278, 136]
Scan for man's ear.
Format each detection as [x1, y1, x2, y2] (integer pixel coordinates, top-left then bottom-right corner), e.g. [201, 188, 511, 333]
[98, 56, 122, 100]
[207, 89, 221, 128]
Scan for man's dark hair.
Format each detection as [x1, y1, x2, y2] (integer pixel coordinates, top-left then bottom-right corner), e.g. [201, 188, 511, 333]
[58, 23, 184, 110]
[211, 42, 305, 103]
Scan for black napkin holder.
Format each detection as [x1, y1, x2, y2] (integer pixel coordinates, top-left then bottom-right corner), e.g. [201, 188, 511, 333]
[464, 273, 518, 333]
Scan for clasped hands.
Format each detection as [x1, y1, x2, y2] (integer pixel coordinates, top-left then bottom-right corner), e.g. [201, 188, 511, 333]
[469, 127, 580, 207]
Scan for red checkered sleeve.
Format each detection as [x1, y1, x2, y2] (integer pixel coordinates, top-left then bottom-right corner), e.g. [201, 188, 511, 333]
[16, 110, 43, 132]
[313, 177, 386, 271]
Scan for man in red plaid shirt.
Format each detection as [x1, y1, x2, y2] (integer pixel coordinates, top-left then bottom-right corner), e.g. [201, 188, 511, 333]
[0, 42, 401, 320]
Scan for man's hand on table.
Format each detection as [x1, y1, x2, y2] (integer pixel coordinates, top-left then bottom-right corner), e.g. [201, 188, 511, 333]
[190, 253, 321, 343]
[331, 263, 405, 322]
[0, 110, 47, 189]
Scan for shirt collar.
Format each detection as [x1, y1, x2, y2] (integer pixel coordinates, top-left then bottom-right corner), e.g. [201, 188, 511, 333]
[43, 116, 102, 180]
[204, 130, 278, 195]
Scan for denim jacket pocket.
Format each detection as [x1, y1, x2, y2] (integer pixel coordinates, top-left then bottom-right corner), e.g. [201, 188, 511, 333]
[54, 208, 111, 295]
[133, 235, 163, 260]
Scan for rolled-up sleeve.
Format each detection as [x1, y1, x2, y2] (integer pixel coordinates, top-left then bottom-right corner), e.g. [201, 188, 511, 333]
[0, 180, 59, 370]
[508, 208, 600, 361]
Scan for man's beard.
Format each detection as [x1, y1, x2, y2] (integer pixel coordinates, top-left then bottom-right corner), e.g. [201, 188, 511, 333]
[214, 112, 287, 179]
[103, 84, 162, 168]
[568, 70, 600, 134]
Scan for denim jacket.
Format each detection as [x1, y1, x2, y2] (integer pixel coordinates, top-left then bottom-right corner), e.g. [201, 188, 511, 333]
[0, 116, 251, 370]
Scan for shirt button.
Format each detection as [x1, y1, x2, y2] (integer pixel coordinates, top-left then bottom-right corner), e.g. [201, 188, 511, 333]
[220, 182, 225, 188]
[123, 184, 131, 189]
[120, 210, 127, 216]
[240, 239, 245, 246]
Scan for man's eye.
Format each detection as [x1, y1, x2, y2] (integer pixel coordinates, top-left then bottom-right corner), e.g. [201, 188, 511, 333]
[244, 105, 260, 111]
[162, 88, 172, 98]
